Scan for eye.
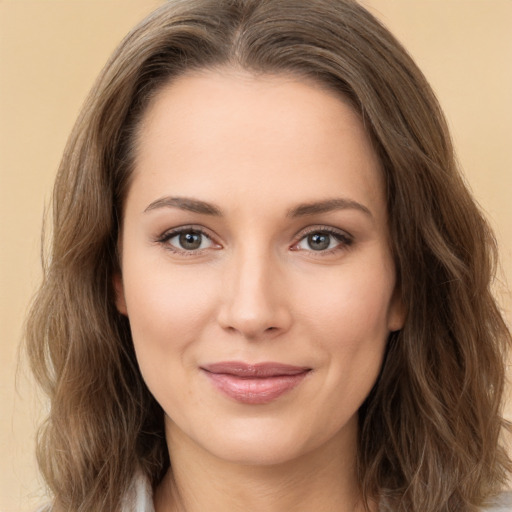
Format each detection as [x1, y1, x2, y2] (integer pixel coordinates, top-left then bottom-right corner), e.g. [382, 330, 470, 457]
[158, 227, 217, 253]
[293, 228, 353, 253]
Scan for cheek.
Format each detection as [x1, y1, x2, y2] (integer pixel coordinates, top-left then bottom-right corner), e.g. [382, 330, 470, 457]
[121, 258, 219, 371]
[296, 254, 394, 396]
[122, 265, 222, 426]
[298, 257, 395, 344]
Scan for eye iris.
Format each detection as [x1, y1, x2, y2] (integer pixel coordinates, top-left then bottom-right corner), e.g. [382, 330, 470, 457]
[179, 232, 202, 250]
[308, 232, 330, 251]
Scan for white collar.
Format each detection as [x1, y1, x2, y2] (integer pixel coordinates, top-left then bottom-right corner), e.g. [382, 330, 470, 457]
[121, 472, 155, 512]
[120, 473, 512, 512]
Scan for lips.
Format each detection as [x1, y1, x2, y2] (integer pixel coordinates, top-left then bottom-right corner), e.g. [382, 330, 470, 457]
[201, 361, 311, 404]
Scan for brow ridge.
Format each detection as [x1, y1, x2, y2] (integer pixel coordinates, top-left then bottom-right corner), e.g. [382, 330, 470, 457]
[144, 196, 222, 216]
[144, 196, 371, 218]
[287, 198, 372, 218]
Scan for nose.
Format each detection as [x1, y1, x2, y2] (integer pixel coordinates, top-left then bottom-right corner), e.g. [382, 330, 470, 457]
[217, 248, 292, 340]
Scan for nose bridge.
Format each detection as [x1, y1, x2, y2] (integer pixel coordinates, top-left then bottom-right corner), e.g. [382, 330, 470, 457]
[218, 241, 290, 338]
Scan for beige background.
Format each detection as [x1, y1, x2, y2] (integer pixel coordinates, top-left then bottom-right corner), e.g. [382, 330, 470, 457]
[1, 1, 511, 511]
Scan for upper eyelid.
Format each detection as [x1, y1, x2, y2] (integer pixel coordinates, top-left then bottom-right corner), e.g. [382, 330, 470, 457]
[294, 225, 353, 240]
[158, 225, 215, 240]
[158, 225, 351, 237]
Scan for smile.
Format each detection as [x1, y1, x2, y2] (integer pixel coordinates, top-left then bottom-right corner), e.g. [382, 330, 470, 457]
[201, 362, 311, 404]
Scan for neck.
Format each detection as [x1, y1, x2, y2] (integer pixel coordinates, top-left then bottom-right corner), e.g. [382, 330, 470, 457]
[154, 418, 375, 512]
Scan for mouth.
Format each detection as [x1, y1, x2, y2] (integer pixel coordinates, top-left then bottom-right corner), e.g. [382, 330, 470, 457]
[201, 361, 311, 404]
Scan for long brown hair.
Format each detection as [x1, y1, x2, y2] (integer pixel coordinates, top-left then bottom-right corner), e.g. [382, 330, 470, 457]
[26, 1, 511, 510]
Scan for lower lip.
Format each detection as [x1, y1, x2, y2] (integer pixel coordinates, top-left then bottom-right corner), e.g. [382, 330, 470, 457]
[203, 371, 309, 404]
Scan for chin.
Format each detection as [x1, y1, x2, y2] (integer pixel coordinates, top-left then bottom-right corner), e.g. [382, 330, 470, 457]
[189, 415, 349, 468]
[208, 436, 311, 467]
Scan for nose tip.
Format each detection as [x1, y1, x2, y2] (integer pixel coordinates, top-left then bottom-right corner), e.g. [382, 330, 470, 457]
[217, 261, 292, 340]
[219, 313, 282, 340]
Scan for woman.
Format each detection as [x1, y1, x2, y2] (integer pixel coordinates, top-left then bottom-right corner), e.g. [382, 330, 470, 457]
[26, 0, 512, 511]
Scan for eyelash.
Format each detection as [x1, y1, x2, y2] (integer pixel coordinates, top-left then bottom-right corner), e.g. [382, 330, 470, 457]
[156, 225, 218, 256]
[291, 226, 354, 255]
[156, 225, 353, 256]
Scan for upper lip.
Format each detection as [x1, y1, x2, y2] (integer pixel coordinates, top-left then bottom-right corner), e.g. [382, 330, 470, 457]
[201, 361, 311, 378]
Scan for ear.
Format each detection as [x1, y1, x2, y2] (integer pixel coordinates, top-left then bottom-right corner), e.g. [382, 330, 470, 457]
[113, 272, 128, 316]
[387, 286, 406, 332]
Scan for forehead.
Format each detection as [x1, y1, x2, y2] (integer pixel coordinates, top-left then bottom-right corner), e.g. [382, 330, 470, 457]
[129, 69, 385, 219]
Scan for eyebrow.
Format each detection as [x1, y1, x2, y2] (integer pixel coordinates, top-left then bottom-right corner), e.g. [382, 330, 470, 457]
[144, 196, 222, 216]
[144, 195, 372, 218]
[287, 198, 372, 218]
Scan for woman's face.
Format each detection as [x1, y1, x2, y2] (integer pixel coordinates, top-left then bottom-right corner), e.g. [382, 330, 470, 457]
[116, 69, 404, 466]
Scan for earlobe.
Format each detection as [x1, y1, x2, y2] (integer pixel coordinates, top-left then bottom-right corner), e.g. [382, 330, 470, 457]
[388, 289, 406, 332]
[113, 272, 128, 316]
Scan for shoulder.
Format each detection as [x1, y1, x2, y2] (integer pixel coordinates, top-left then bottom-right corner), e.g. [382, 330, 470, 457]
[34, 474, 155, 512]
[480, 491, 512, 511]
[380, 493, 512, 512]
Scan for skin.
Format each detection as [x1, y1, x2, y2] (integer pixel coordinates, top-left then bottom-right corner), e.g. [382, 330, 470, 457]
[115, 68, 405, 512]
